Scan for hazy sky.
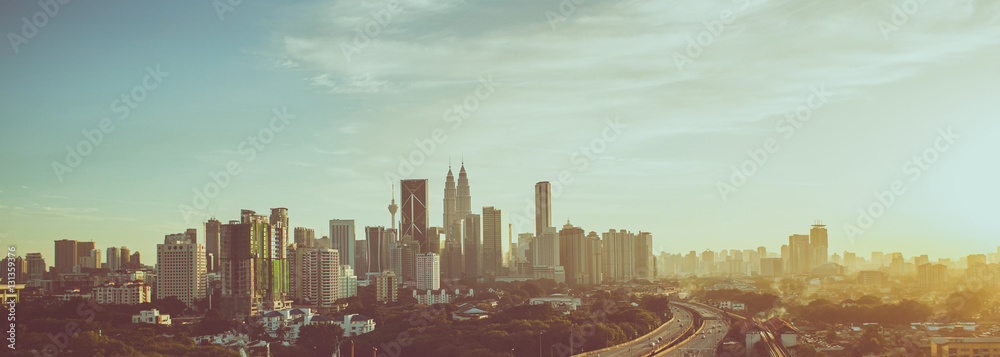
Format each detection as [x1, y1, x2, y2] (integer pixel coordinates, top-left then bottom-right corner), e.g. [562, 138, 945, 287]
[2, 0, 999, 264]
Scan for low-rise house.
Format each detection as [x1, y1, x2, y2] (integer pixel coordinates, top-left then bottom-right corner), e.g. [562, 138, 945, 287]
[132, 309, 171, 325]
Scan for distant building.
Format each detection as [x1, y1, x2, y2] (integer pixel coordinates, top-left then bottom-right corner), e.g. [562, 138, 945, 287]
[330, 219, 356, 274]
[918, 264, 948, 290]
[416, 253, 440, 291]
[376, 271, 398, 303]
[401, 179, 429, 253]
[156, 239, 206, 307]
[482, 207, 502, 276]
[530, 295, 581, 313]
[931, 337, 1000, 357]
[858, 270, 886, 286]
[132, 309, 171, 325]
[334, 314, 376, 337]
[54, 239, 77, 274]
[413, 288, 473, 305]
[93, 281, 152, 305]
[761, 258, 784, 277]
[26, 253, 46, 281]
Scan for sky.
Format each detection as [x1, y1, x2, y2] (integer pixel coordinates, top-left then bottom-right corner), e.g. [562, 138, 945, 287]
[2, 0, 1000, 265]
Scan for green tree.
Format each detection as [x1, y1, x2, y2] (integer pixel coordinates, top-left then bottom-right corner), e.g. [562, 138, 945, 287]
[297, 324, 347, 357]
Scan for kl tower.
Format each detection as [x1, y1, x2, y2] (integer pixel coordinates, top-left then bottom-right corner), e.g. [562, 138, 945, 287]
[389, 184, 399, 230]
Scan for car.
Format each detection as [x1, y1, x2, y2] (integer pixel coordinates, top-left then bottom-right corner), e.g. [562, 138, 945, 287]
[701, 336, 707, 339]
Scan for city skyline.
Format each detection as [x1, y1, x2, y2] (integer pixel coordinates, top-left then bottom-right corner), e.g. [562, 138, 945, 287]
[3, 0, 1000, 266]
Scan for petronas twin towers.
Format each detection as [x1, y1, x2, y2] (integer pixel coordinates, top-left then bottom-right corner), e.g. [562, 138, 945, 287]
[442, 162, 480, 279]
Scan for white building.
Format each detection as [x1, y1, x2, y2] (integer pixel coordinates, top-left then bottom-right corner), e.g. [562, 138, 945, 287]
[156, 241, 206, 306]
[306, 249, 341, 307]
[413, 288, 473, 305]
[93, 281, 151, 305]
[529, 295, 581, 312]
[133, 309, 171, 325]
[340, 265, 358, 299]
[334, 314, 376, 337]
[416, 253, 440, 291]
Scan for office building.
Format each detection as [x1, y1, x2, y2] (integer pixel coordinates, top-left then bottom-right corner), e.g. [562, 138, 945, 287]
[93, 281, 152, 305]
[165, 229, 197, 245]
[918, 264, 948, 290]
[482, 206, 502, 276]
[416, 253, 440, 291]
[329, 219, 356, 274]
[788, 234, 811, 274]
[401, 179, 429, 253]
[76, 241, 95, 269]
[26, 253, 46, 281]
[809, 222, 828, 268]
[464, 213, 481, 278]
[294, 227, 315, 249]
[54, 239, 77, 274]
[156, 240, 206, 307]
[931, 338, 1000, 357]
[376, 271, 398, 303]
[206, 219, 222, 272]
[535, 182, 552, 241]
[107, 247, 121, 271]
[220, 209, 289, 318]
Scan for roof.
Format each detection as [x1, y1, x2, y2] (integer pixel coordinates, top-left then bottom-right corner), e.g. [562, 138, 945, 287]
[350, 315, 374, 322]
[764, 317, 799, 334]
[263, 311, 284, 318]
[289, 309, 306, 315]
[310, 316, 331, 322]
[931, 337, 1000, 345]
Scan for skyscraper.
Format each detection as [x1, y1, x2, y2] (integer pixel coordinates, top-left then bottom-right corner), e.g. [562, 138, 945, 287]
[464, 213, 481, 278]
[220, 209, 289, 318]
[789, 234, 811, 274]
[206, 219, 222, 272]
[156, 239, 207, 307]
[120, 247, 131, 268]
[330, 219, 356, 274]
[294, 227, 315, 248]
[365, 226, 388, 274]
[401, 179, 429, 253]
[54, 239, 77, 274]
[305, 249, 341, 308]
[107, 247, 121, 271]
[416, 253, 440, 291]
[76, 241, 95, 268]
[810, 221, 828, 268]
[482, 206, 502, 276]
[443, 167, 457, 237]
[457, 163, 472, 220]
[534, 182, 552, 241]
[26, 253, 46, 281]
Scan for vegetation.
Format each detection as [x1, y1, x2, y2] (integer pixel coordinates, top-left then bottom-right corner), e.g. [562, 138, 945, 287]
[790, 299, 932, 324]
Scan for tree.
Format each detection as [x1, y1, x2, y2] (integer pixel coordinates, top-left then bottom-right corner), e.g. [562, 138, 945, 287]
[297, 324, 347, 357]
[195, 310, 234, 336]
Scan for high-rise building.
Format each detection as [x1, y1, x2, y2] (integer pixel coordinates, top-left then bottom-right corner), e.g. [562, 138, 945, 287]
[355, 240, 369, 281]
[535, 227, 560, 268]
[89, 249, 102, 270]
[130, 252, 141, 268]
[416, 253, 440, 291]
[482, 207, 502, 276]
[760, 258, 784, 277]
[120, 247, 131, 268]
[26, 253, 46, 281]
[788, 234, 811, 274]
[701, 250, 715, 275]
[54, 239, 77, 274]
[376, 271, 398, 303]
[559, 222, 601, 285]
[534, 182, 552, 241]
[156, 240, 206, 307]
[401, 179, 429, 253]
[443, 166, 458, 241]
[76, 241, 95, 268]
[165, 229, 197, 245]
[463, 213, 481, 278]
[918, 264, 947, 290]
[305, 249, 341, 308]
[294, 227, 315, 248]
[330, 219, 356, 274]
[809, 222, 828, 268]
[206, 219, 222, 271]
[287, 244, 310, 301]
[220, 209, 289, 318]
[107, 247, 121, 271]
[365, 226, 388, 275]
[636, 232, 654, 278]
[601, 230, 635, 281]
[340, 265, 358, 299]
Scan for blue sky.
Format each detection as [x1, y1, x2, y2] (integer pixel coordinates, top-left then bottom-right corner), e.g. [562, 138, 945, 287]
[2, 0, 1000, 264]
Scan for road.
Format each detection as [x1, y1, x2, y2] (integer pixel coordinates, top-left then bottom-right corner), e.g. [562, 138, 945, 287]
[575, 303, 693, 357]
[656, 303, 729, 357]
